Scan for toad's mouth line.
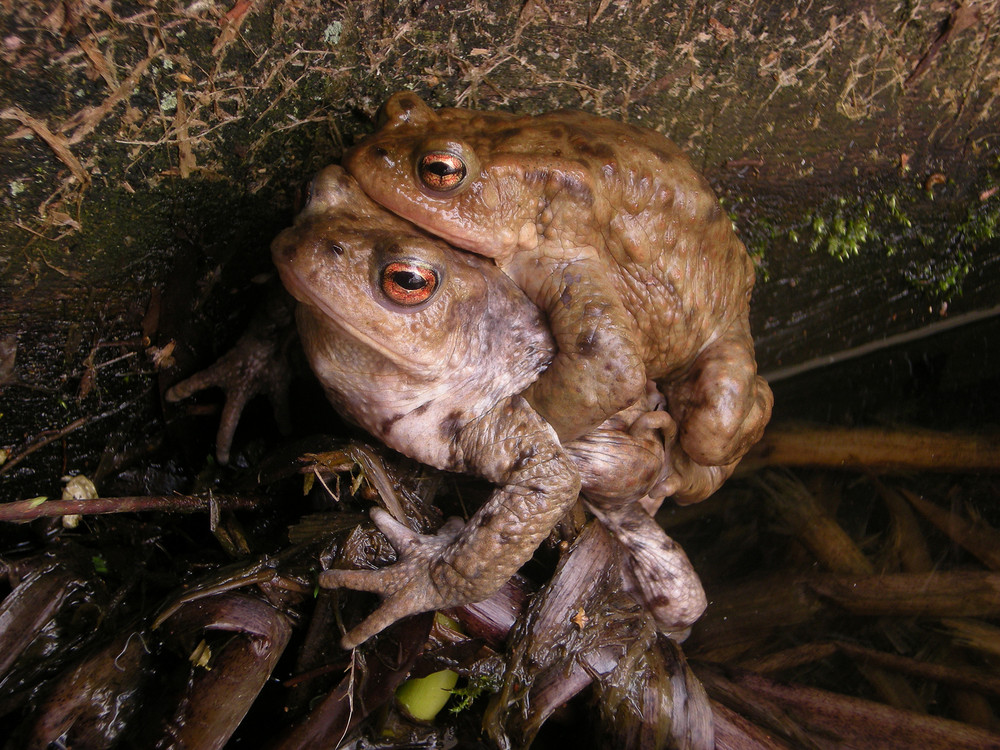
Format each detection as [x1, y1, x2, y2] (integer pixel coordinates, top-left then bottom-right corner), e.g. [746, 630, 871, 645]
[278, 265, 432, 375]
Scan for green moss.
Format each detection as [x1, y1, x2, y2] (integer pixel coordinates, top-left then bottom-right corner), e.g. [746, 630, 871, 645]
[447, 674, 503, 715]
[731, 164, 998, 305]
[781, 168, 996, 302]
[806, 197, 881, 261]
[905, 185, 998, 299]
[959, 192, 1000, 244]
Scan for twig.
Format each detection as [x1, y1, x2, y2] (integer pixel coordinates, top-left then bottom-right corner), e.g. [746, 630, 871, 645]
[0, 493, 269, 522]
[897, 487, 1000, 571]
[835, 640, 1000, 700]
[810, 571, 1000, 618]
[697, 663, 1000, 749]
[0, 416, 89, 475]
[60, 49, 158, 145]
[742, 423, 1000, 473]
[755, 471, 875, 575]
[905, 5, 981, 88]
[175, 88, 197, 178]
[762, 303, 1000, 383]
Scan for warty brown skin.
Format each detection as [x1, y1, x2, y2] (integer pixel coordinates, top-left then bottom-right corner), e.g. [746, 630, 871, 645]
[273, 166, 704, 647]
[344, 93, 774, 502]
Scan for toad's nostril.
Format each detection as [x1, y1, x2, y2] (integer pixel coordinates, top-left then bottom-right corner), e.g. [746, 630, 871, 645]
[271, 234, 298, 262]
[329, 242, 345, 256]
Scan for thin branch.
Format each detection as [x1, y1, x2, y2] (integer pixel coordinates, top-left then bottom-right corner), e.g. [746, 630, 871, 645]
[0, 493, 269, 522]
[0, 416, 89, 475]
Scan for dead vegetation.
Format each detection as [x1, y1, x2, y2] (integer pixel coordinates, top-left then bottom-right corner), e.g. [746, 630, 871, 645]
[2, 423, 1000, 747]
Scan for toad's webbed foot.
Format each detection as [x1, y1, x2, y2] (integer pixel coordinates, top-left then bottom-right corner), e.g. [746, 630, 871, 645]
[166, 295, 294, 464]
[657, 453, 738, 506]
[322, 396, 583, 650]
[320, 509, 474, 649]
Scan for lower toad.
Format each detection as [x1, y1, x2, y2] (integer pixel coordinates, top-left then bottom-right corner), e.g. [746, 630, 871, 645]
[273, 166, 704, 646]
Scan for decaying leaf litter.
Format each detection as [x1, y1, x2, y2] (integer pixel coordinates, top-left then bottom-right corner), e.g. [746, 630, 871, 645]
[2, 1, 1000, 747]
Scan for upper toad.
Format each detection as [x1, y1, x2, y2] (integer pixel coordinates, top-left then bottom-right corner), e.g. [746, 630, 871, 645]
[345, 93, 773, 502]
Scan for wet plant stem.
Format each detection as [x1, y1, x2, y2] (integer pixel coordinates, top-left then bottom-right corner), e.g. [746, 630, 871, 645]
[0, 493, 268, 522]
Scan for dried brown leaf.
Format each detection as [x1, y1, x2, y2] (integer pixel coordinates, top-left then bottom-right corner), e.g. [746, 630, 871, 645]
[0, 108, 90, 186]
[61, 51, 158, 145]
[213, 0, 255, 58]
[78, 34, 118, 88]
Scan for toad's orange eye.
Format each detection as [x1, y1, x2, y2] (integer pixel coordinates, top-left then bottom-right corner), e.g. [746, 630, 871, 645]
[418, 152, 467, 192]
[380, 262, 438, 305]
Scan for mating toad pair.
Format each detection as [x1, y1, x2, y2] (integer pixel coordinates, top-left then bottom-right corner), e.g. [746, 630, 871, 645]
[254, 92, 771, 648]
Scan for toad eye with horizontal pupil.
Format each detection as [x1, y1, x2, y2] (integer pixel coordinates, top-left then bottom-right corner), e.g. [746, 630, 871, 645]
[418, 152, 467, 191]
[381, 262, 438, 305]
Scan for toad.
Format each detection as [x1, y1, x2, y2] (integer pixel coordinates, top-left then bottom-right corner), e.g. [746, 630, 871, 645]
[344, 93, 773, 502]
[273, 166, 704, 647]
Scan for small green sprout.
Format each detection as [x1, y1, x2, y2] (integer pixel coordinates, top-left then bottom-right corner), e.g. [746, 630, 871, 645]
[396, 669, 459, 722]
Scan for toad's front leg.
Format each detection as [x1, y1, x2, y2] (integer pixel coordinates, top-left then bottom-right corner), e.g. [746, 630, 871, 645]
[165, 290, 295, 464]
[320, 511, 468, 649]
[322, 397, 581, 649]
[515, 257, 647, 443]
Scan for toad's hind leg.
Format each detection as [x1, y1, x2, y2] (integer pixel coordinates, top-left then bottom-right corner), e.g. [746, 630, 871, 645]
[662, 320, 773, 503]
[586, 501, 706, 638]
